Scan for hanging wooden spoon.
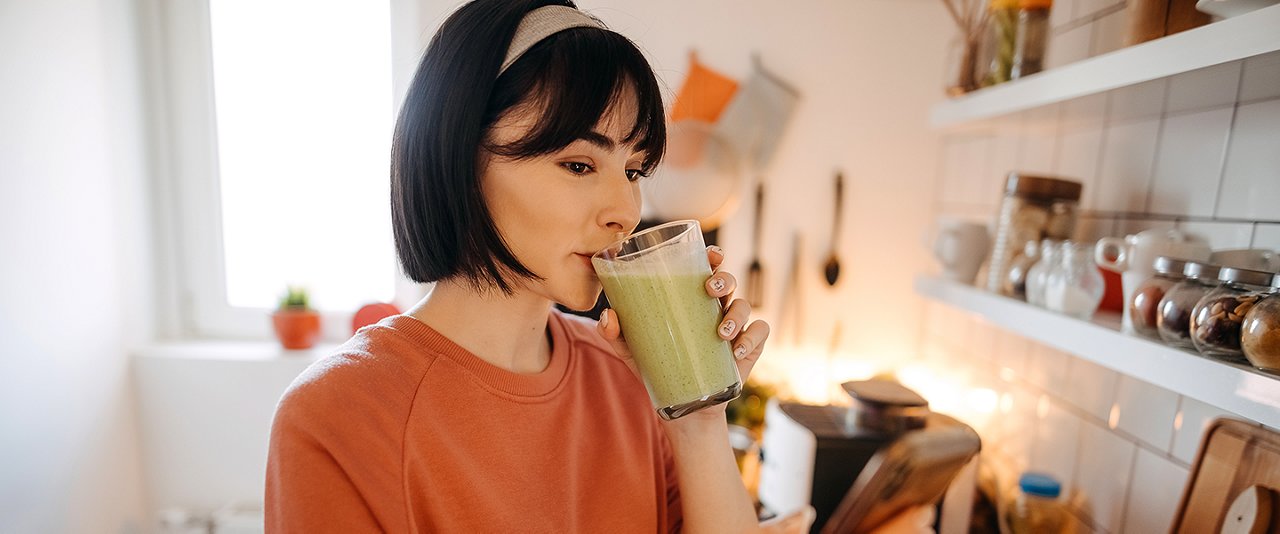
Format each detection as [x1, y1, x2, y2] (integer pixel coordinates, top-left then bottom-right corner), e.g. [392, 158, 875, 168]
[746, 182, 766, 308]
[823, 171, 844, 286]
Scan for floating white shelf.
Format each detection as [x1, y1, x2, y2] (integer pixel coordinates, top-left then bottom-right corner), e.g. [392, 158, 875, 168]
[930, 4, 1280, 128]
[914, 275, 1280, 429]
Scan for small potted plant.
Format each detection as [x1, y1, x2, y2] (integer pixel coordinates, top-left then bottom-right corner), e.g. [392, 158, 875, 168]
[272, 285, 321, 350]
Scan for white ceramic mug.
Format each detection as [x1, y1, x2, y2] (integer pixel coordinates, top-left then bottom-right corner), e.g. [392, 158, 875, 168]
[933, 218, 991, 285]
[1095, 229, 1212, 332]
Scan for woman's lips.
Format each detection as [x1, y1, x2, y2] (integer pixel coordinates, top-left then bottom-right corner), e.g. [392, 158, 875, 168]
[574, 253, 594, 269]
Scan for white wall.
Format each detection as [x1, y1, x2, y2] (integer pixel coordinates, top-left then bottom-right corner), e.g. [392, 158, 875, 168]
[0, 0, 154, 532]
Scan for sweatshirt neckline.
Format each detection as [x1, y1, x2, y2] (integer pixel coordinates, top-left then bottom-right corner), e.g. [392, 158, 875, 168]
[383, 310, 572, 398]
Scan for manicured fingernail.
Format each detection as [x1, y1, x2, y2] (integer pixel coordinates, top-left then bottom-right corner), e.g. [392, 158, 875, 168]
[709, 245, 723, 256]
[599, 311, 609, 329]
[720, 319, 736, 337]
[710, 276, 725, 293]
[734, 344, 748, 359]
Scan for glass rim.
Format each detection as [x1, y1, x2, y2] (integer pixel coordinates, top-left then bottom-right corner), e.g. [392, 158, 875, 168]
[592, 219, 700, 262]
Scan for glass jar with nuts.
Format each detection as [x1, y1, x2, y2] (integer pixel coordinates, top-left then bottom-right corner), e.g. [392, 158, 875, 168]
[1190, 267, 1279, 362]
[1157, 261, 1221, 350]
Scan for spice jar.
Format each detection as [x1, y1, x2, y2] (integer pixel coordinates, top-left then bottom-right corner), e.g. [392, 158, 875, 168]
[1025, 239, 1063, 308]
[1190, 267, 1277, 362]
[1011, 0, 1052, 79]
[1130, 256, 1188, 340]
[1007, 473, 1067, 534]
[1157, 261, 1221, 349]
[1004, 240, 1041, 301]
[1045, 242, 1104, 320]
[986, 173, 1082, 296]
[982, 0, 1020, 87]
[1243, 289, 1280, 372]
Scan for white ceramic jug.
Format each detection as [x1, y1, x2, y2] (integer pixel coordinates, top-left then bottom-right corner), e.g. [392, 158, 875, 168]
[1095, 229, 1211, 332]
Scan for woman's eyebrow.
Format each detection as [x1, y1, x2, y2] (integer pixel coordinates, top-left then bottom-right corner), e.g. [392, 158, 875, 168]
[577, 131, 621, 152]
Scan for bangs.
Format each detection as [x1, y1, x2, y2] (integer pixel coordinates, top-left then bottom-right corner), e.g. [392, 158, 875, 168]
[482, 26, 667, 174]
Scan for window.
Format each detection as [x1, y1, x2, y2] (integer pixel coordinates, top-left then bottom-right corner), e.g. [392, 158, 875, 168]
[160, 0, 405, 339]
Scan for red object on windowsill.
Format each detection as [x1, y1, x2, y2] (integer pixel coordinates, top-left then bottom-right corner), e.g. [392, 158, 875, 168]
[352, 303, 401, 335]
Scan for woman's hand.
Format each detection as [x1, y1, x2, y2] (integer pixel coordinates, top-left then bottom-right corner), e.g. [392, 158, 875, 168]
[596, 245, 771, 396]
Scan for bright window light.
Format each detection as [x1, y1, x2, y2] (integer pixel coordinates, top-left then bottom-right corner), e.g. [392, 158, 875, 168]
[208, 0, 394, 311]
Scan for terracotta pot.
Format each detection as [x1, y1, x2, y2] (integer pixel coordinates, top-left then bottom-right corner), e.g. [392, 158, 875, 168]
[272, 309, 321, 350]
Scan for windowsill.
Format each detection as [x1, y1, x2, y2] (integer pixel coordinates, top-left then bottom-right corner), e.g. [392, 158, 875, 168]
[134, 340, 342, 362]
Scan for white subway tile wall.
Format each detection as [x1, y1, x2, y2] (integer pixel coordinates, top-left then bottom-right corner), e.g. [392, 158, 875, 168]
[1074, 420, 1136, 532]
[1121, 448, 1188, 534]
[1216, 98, 1280, 221]
[1112, 376, 1179, 449]
[1147, 107, 1234, 217]
[929, 10, 1280, 529]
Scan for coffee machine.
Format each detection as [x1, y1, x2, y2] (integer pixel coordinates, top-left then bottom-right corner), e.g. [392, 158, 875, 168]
[757, 380, 976, 532]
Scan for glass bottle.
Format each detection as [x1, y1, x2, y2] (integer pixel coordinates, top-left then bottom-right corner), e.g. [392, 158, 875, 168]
[1026, 239, 1063, 308]
[1157, 261, 1221, 349]
[1191, 267, 1278, 363]
[982, 0, 1020, 87]
[1007, 472, 1067, 534]
[1004, 240, 1041, 301]
[1130, 256, 1188, 340]
[1011, 0, 1052, 79]
[1045, 243, 1104, 320]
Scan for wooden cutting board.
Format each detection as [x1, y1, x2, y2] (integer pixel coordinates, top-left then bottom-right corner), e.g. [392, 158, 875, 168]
[1172, 419, 1280, 533]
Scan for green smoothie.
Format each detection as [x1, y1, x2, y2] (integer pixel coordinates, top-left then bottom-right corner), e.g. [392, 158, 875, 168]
[595, 264, 742, 416]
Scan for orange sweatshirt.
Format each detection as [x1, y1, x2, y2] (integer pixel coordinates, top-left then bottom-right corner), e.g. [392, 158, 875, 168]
[265, 310, 682, 533]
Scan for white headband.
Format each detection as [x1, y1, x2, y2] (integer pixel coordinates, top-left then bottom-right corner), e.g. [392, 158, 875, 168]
[499, 6, 605, 75]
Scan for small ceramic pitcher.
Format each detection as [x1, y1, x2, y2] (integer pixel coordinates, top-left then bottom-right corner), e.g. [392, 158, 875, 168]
[1095, 229, 1211, 332]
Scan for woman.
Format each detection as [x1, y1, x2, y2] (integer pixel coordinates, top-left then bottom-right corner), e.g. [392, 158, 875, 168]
[265, 1, 793, 532]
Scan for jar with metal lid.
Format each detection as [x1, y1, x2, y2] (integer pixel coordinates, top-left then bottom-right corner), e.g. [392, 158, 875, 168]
[1011, 0, 1052, 79]
[981, 0, 1020, 87]
[1130, 256, 1189, 340]
[1190, 267, 1279, 362]
[1025, 239, 1063, 307]
[987, 173, 1082, 296]
[1243, 286, 1280, 373]
[1045, 242, 1103, 320]
[1157, 261, 1221, 349]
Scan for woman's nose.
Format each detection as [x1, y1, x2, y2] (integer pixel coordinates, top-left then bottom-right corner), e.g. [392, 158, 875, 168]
[601, 173, 641, 234]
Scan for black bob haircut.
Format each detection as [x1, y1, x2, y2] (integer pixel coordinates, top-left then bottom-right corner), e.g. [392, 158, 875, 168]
[391, 0, 667, 295]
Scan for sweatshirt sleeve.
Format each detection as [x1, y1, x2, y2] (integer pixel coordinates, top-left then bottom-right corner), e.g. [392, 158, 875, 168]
[264, 394, 385, 534]
[661, 432, 684, 534]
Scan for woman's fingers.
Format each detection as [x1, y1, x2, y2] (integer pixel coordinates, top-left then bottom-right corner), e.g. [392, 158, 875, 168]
[706, 270, 737, 308]
[718, 298, 750, 341]
[707, 245, 724, 271]
[732, 319, 770, 379]
[596, 309, 640, 378]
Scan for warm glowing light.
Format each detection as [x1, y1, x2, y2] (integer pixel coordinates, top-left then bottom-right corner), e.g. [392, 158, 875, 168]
[968, 388, 999, 415]
[1174, 410, 1184, 431]
[999, 367, 1016, 382]
[1000, 393, 1014, 414]
[1108, 404, 1121, 429]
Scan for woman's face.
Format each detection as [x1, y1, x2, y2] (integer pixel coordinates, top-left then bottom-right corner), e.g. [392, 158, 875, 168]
[479, 91, 648, 310]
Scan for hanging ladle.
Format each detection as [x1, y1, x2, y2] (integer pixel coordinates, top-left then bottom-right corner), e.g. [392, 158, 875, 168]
[823, 171, 844, 286]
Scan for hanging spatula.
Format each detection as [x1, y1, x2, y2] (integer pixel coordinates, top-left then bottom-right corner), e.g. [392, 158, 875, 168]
[823, 171, 844, 287]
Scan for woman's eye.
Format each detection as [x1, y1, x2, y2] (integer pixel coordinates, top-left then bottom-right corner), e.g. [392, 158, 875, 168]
[625, 169, 650, 182]
[562, 162, 594, 175]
